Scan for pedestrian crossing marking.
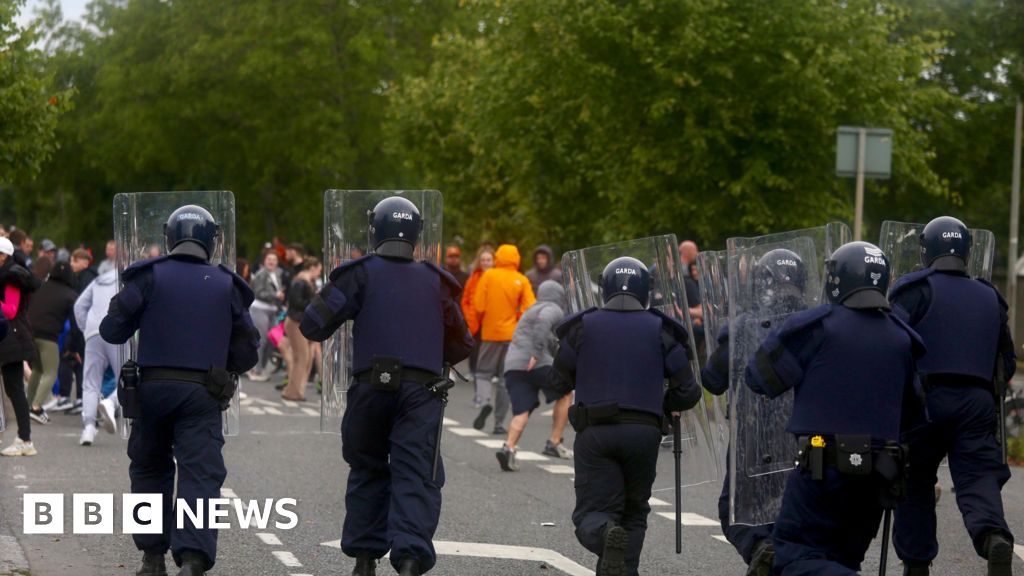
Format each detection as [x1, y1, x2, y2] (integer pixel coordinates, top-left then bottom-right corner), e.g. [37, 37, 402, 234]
[648, 497, 670, 507]
[514, 451, 549, 461]
[449, 427, 488, 437]
[655, 512, 718, 526]
[475, 439, 507, 448]
[538, 465, 575, 474]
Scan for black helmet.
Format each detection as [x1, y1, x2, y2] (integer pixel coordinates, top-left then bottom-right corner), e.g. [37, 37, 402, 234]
[368, 196, 421, 256]
[920, 216, 970, 270]
[753, 249, 806, 309]
[601, 256, 650, 309]
[164, 205, 219, 261]
[825, 241, 890, 309]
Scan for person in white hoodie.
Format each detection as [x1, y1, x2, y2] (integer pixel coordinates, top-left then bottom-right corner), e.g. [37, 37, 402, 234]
[74, 269, 121, 445]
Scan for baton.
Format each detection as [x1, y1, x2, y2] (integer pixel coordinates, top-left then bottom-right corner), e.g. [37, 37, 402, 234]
[879, 507, 892, 576]
[672, 413, 682, 555]
[430, 365, 464, 482]
[995, 354, 1008, 465]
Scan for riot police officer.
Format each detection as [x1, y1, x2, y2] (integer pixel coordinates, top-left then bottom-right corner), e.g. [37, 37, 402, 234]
[890, 217, 1016, 576]
[745, 241, 925, 576]
[550, 257, 702, 576]
[299, 196, 473, 576]
[701, 249, 808, 576]
[100, 205, 260, 576]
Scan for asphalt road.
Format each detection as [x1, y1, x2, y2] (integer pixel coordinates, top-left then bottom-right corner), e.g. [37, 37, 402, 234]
[1, 371, 1022, 576]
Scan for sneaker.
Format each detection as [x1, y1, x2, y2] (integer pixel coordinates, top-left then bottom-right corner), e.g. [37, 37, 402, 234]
[492, 426, 508, 435]
[984, 531, 1013, 576]
[80, 424, 97, 446]
[1, 439, 38, 457]
[473, 404, 492, 430]
[41, 396, 66, 411]
[49, 397, 74, 412]
[496, 444, 519, 471]
[247, 370, 270, 382]
[598, 522, 628, 576]
[543, 440, 573, 459]
[67, 399, 83, 415]
[98, 397, 118, 434]
[29, 407, 50, 425]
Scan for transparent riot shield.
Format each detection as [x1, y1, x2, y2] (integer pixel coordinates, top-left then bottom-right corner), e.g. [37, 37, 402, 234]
[112, 191, 239, 438]
[562, 234, 720, 488]
[728, 222, 851, 526]
[320, 190, 443, 433]
[879, 220, 996, 284]
[695, 249, 730, 462]
[0, 387, 5, 431]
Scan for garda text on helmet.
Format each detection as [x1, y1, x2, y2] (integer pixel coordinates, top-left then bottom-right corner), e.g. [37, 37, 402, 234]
[22, 494, 298, 535]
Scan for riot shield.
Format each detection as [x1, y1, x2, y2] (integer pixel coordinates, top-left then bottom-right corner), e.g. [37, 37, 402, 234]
[561, 234, 720, 488]
[0, 386, 5, 431]
[112, 191, 239, 438]
[319, 190, 443, 433]
[728, 222, 851, 526]
[879, 220, 996, 284]
[695, 249, 730, 464]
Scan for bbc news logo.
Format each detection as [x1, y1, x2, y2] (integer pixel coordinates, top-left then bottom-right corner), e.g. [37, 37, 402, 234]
[23, 494, 298, 535]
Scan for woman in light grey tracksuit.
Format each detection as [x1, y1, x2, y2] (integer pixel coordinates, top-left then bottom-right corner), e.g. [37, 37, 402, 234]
[74, 269, 122, 444]
[249, 251, 284, 380]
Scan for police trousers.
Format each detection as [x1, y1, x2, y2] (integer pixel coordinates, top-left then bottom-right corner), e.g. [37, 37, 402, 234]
[894, 385, 1013, 564]
[572, 423, 661, 576]
[773, 467, 884, 576]
[128, 380, 226, 569]
[341, 380, 445, 573]
[716, 449, 773, 564]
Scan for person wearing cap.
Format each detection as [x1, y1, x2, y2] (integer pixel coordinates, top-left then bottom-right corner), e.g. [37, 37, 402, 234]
[38, 238, 57, 261]
[444, 246, 469, 287]
[0, 236, 42, 457]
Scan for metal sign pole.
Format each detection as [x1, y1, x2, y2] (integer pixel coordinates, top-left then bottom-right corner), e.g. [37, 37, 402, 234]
[1008, 97, 1022, 342]
[854, 128, 867, 241]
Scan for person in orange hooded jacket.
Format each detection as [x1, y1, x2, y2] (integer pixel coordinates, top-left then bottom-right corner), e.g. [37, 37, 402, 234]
[471, 244, 536, 434]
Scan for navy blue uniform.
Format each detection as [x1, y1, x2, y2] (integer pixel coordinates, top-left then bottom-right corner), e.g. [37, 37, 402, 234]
[551, 307, 701, 576]
[889, 269, 1016, 566]
[700, 325, 774, 566]
[745, 304, 924, 576]
[300, 254, 473, 573]
[100, 254, 259, 570]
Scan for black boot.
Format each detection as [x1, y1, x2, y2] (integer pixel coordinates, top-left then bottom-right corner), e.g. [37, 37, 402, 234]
[351, 554, 376, 576]
[903, 562, 929, 576]
[397, 556, 421, 576]
[176, 552, 207, 576]
[597, 522, 628, 576]
[136, 552, 168, 576]
[984, 532, 1013, 576]
[745, 538, 774, 576]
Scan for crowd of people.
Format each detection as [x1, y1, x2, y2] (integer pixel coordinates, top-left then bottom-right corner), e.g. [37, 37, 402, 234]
[0, 228, 704, 471]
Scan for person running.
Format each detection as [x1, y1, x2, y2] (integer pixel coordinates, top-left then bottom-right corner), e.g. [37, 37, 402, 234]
[74, 268, 122, 445]
[0, 237, 41, 456]
[26, 261, 79, 423]
[496, 280, 572, 470]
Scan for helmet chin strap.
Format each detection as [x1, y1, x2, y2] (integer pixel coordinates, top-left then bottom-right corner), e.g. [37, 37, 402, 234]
[603, 294, 646, 311]
[375, 240, 415, 260]
[170, 241, 211, 262]
[929, 254, 968, 273]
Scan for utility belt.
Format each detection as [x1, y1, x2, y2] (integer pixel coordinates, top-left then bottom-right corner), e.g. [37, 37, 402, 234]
[568, 402, 662, 433]
[354, 355, 443, 392]
[118, 361, 237, 418]
[796, 434, 909, 507]
[920, 373, 991, 394]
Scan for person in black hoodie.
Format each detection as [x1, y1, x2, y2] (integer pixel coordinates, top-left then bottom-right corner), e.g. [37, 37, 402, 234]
[525, 245, 563, 293]
[0, 237, 42, 457]
[26, 261, 79, 423]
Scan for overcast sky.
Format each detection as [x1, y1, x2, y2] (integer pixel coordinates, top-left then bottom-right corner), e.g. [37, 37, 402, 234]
[15, 0, 89, 28]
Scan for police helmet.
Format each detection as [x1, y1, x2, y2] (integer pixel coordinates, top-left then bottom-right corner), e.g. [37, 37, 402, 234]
[164, 205, 219, 261]
[825, 241, 890, 309]
[368, 196, 421, 250]
[753, 249, 806, 309]
[920, 216, 971, 270]
[601, 256, 650, 308]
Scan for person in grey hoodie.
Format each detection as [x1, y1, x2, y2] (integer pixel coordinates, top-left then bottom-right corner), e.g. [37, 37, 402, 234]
[73, 269, 122, 445]
[496, 280, 573, 471]
[525, 245, 562, 293]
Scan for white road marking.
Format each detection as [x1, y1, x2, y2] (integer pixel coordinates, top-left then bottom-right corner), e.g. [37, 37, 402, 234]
[13, 474, 26, 480]
[712, 535, 729, 544]
[250, 398, 282, 407]
[475, 439, 507, 449]
[281, 400, 298, 408]
[220, 488, 238, 499]
[538, 465, 575, 474]
[320, 540, 593, 576]
[15, 486, 29, 490]
[655, 512, 719, 526]
[1015, 544, 1024, 562]
[272, 551, 303, 568]
[256, 532, 282, 546]
[449, 427, 487, 437]
[264, 407, 284, 415]
[514, 451, 550, 461]
[648, 497, 670, 507]
[247, 407, 267, 415]
[540, 409, 553, 416]
[301, 408, 319, 416]
[442, 417, 460, 426]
